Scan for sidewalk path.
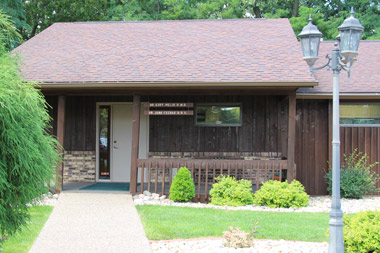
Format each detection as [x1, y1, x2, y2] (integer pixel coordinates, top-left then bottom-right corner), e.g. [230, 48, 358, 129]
[30, 192, 152, 253]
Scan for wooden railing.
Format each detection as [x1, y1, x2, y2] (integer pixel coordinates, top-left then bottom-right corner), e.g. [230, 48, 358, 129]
[137, 158, 289, 202]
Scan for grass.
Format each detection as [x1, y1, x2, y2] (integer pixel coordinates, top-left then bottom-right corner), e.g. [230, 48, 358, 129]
[136, 205, 329, 242]
[2, 206, 53, 253]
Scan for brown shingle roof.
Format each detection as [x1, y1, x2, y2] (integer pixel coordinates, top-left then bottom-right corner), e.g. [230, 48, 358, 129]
[15, 19, 315, 86]
[298, 40, 380, 95]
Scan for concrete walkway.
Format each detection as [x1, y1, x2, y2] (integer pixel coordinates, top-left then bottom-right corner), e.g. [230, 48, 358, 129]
[30, 192, 152, 253]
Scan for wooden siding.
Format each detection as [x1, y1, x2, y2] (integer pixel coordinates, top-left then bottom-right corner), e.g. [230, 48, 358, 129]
[45, 95, 133, 151]
[340, 127, 380, 194]
[295, 99, 329, 195]
[149, 95, 289, 154]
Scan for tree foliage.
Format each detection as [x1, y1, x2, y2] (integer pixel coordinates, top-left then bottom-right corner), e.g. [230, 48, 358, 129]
[0, 11, 59, 243]
[0, 0, 377, 44]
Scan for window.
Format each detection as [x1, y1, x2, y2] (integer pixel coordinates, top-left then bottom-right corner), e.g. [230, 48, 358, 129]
[196, 104, 241, 126]
[340, 103, 380, 126]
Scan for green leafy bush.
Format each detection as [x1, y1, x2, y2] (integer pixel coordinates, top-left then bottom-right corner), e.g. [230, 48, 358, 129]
[253, 180, 309, 208]
[209, 175, 254, 207]
[325, 149, 379, 199]
[169, 167, 195, 202]
[343, 211, 380, 253]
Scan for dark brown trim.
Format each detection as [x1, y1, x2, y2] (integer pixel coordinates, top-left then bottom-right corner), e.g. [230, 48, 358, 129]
[41, 88, 299, 96]
[328, 100, 333, 166]
[56, 95, 66, 193]
[130, 95, 141, 193]
[287, 92, 296, 181]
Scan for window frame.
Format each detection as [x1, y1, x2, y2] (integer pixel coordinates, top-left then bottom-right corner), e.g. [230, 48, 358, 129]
[340, 102, 380, 127]
[195, 103, 242, 127]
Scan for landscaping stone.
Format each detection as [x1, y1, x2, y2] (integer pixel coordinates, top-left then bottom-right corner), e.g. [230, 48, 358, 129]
[134, 194, 380, 214]
[144, 190, 152, 197]
[150, 238, 328, 253]
[29, 193, 59, 206]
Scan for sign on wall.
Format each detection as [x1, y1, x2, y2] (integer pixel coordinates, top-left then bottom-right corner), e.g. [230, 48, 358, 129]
[144, 102, 194, 116]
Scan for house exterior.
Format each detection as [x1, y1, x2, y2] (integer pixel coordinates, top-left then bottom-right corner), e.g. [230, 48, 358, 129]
[14, 18, 380, 199]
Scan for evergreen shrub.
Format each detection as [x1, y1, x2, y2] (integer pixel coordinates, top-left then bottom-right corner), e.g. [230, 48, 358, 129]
[169, 167, 195, 202]
[343, 211, 380, 253]
[209, 175, 254, 207]
[325, 149, 379, 199]
[253, 180, 309, 208]
[0, 11, 60, 244]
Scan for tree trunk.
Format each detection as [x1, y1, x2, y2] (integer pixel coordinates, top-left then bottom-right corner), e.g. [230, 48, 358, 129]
[292, 0, 299, 17]
[253, 6, 261, 18]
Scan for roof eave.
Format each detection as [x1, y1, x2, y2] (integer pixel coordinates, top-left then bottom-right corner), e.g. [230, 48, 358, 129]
[37, 81, 318, 89]
[296, 92, 380, 99]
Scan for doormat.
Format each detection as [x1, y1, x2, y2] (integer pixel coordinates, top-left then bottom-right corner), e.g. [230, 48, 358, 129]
[80, 182, 132, 191]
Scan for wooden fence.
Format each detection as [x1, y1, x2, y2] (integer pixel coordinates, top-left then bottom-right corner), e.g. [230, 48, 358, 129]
[137, 158, 289, 202]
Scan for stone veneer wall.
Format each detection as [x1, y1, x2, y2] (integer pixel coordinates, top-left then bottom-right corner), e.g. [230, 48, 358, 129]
[63, 151, 96, 182]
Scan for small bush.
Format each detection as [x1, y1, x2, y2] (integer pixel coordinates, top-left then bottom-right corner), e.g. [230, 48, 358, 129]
[253, 180, 309, 208]
[169, 167, 195, 202]
[223, 221, 258, 248]
[209, 175, 254, 207]
[343, 211, 380, 253]
[325, 149, 379, 199]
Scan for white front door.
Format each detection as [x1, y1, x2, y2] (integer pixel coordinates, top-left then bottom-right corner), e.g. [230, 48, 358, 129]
[99, 103, 148, 183]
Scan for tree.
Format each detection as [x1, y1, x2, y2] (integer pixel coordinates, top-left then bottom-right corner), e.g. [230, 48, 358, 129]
[0, 0, 28, 48]
[0, 11, 60, 247]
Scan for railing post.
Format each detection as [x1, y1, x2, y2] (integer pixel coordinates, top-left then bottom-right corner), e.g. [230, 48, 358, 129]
[130, 95, 141, 194]
[55, 95, 66, 193]
[287, 91, 296, 182]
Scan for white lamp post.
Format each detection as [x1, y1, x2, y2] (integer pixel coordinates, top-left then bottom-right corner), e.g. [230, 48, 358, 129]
[298, 8, 364, 253]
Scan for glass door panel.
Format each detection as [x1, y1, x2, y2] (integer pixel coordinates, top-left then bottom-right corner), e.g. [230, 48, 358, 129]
[99, 106, 110, 179]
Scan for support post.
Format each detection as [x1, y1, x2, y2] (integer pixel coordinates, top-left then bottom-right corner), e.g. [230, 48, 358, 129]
[287, 91, 296, 182]
[130, 95, 141, 194]
[55, 95, 66, 193]
[328, 45, 344, 253]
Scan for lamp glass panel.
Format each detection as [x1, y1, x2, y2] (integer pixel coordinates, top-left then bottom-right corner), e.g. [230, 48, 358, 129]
[339, 29, 350, 52]
[301, 36, 311, 58]
[349, 29, 362, 52]
[309, 36, 321, 58]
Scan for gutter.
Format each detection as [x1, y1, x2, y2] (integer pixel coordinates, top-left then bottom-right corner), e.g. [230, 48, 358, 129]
[296, 92, 380, 99]
[37, 81, 318, 89]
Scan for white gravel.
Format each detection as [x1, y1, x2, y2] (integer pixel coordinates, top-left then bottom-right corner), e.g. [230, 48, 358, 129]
[134, 192, 380, 252]
[134, 194, 380, 214]
[150, 238, 328, 253]
[28, 192, 59, 206]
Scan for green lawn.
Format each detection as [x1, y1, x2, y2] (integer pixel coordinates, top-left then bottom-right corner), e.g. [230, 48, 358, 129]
[2, 206, 53, 253]
[136, 205, 329, 242]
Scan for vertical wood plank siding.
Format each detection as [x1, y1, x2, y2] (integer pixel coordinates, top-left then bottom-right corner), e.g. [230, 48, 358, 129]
[340, 127, 380, 195]
[148, 95, 288, 153]
[295, 100, 329, 195]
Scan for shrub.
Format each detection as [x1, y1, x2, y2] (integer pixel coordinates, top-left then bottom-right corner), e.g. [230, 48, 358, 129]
[209, 175, 254, 207]
[325, 149, 379, 199]
[253, 180, 309, 208]
[223, 221, 258, 248]
[343, 211, 380, 253]
[169, 167, 195, 202]
[0, 12, 59, 247]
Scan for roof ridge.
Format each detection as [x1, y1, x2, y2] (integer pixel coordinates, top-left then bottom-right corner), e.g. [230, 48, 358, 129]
[54, 18, 290, 25]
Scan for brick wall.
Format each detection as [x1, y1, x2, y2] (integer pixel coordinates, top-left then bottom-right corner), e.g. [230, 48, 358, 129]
[63, 151, 96, 182]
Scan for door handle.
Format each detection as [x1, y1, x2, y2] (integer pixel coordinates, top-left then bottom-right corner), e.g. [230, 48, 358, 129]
[113, 140, 119, 149]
